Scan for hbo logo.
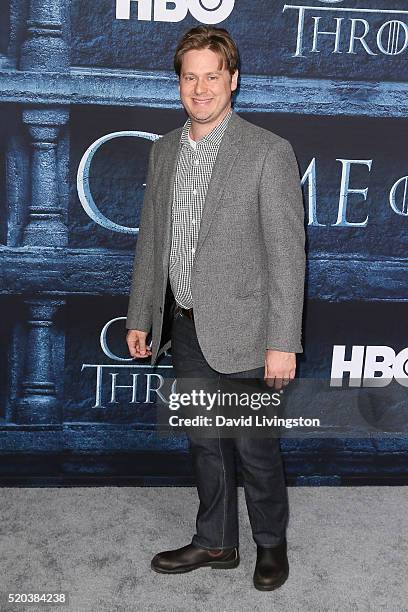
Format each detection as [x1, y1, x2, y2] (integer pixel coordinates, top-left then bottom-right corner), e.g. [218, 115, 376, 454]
[116, 0, 235, 24]
[330, 345, 408, 387]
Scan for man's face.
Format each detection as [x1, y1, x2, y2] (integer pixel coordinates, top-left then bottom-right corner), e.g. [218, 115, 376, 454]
[179, 47, 238, 125]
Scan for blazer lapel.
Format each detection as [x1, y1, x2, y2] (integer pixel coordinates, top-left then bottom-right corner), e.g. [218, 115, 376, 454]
[160, 128, 183, 274]
[159, 110, 244, 271]
[195, 111, 242, 257]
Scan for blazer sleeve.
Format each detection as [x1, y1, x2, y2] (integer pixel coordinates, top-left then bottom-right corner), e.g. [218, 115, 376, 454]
[258, 138, 306, 353]
[125, 140, 157, 332]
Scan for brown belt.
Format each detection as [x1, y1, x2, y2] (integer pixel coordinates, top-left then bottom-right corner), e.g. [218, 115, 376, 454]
[176, 305, 194, 321]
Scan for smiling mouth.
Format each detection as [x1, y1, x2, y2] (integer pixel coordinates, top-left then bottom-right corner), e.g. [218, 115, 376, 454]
[192, 98, 213, 104]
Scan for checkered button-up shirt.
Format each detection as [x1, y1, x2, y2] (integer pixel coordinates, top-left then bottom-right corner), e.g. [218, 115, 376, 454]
[169, 108, 232, 309]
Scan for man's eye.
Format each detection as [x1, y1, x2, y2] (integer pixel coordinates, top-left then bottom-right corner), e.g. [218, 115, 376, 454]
[208, 76, 218, 80]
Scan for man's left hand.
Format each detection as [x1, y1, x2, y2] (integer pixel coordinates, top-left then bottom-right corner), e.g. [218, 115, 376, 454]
[264, 349, 296, 390]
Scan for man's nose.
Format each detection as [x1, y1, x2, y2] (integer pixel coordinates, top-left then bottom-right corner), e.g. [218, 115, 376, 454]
[194, 78, 207, 94]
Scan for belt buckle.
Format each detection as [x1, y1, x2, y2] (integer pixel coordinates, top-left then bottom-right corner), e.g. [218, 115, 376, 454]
[175, 305, 194, 321]
[175, 304, 185, 319]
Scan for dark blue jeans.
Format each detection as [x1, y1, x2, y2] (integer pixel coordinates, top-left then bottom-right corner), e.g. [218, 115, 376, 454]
[171, 307, 289, 550]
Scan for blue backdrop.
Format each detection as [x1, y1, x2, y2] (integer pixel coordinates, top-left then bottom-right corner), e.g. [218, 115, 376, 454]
[0, 0, 407, 485]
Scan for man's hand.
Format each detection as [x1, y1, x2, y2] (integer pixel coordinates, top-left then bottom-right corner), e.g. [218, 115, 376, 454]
[126, 329, 152, 358]
[264, 349, 296, 390]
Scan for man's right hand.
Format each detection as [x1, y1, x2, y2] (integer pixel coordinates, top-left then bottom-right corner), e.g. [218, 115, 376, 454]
[126, 329, 152, 358]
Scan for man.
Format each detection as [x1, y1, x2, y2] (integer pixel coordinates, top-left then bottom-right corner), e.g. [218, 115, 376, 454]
[126, 26, 305, 591]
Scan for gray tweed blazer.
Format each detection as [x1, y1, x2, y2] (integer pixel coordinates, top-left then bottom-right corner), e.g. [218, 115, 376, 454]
[126, 110, 306, 373]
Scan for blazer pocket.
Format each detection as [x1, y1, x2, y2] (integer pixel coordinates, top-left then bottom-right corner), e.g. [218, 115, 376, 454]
[237, 288, 267, 299]
[217, 194, 249, 211]
[215, 204, 244, 214]
[235, 273, 266, 299]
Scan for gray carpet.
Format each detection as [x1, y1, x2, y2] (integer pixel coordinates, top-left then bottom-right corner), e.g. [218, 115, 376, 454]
[1, 486, 407, 612]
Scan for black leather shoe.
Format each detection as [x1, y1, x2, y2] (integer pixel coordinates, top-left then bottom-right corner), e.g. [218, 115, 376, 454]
[253, 539, 289, 591]
[151, 544, 240, 574]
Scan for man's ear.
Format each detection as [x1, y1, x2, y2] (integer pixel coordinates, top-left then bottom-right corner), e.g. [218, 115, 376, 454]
[231, 70, 239, 92]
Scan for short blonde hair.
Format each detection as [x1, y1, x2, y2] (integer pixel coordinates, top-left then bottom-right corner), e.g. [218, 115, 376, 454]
[174, 25, 240, 77]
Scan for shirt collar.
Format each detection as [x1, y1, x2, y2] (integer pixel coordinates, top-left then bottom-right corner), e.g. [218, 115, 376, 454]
[181, 107, 233, 149]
